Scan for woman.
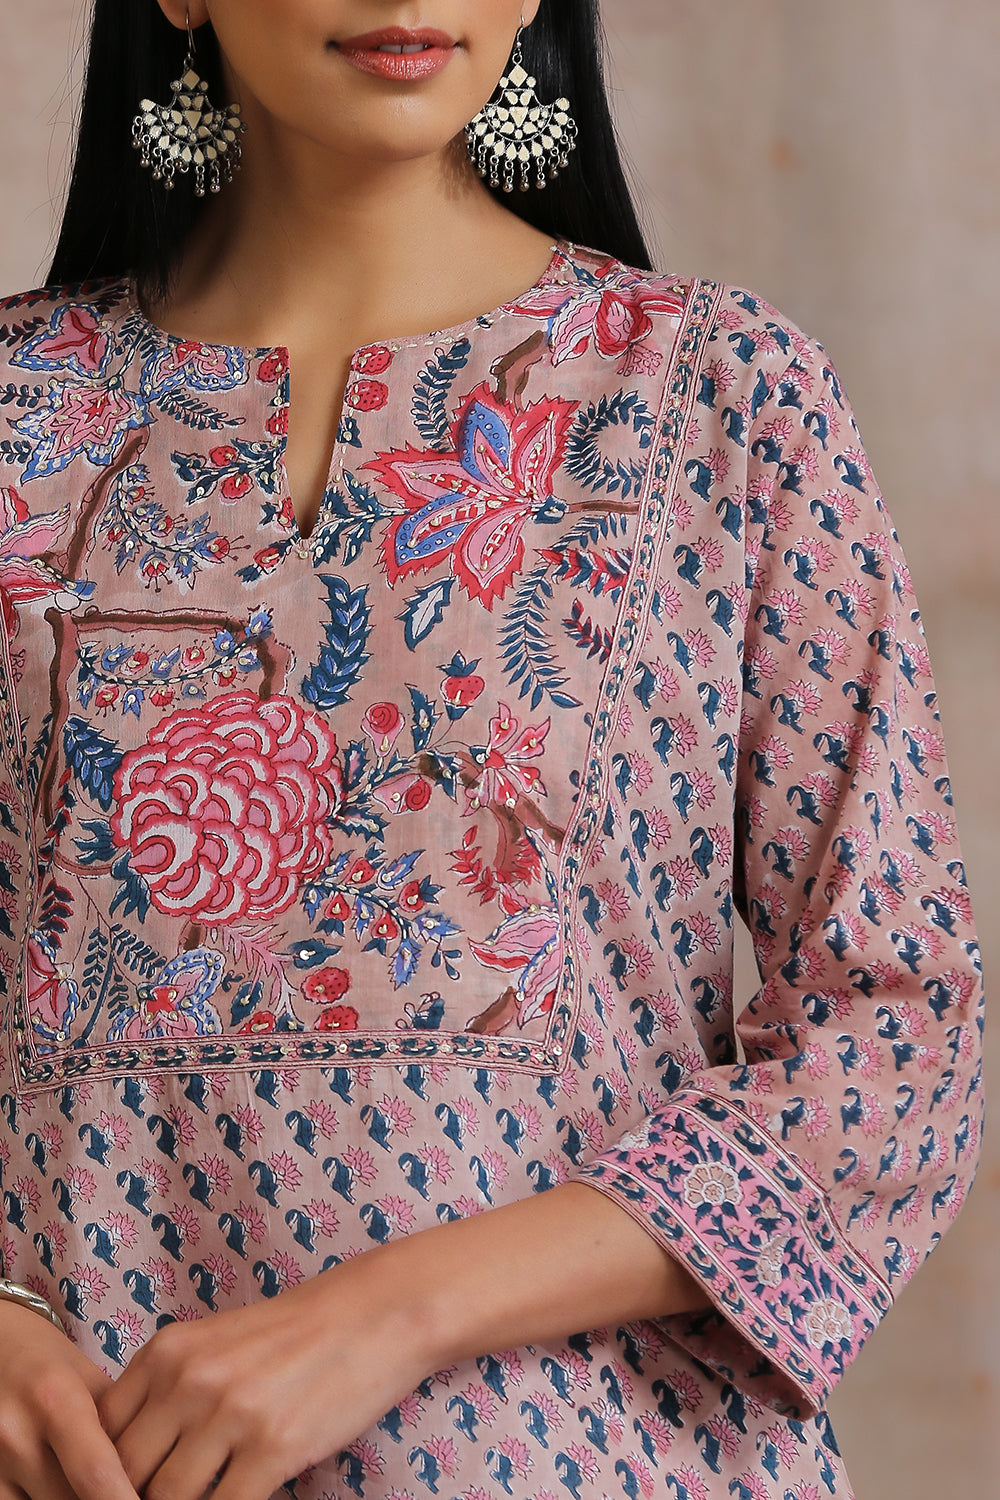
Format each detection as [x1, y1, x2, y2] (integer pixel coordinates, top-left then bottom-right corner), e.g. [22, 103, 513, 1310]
[0, 2, 983, 1498]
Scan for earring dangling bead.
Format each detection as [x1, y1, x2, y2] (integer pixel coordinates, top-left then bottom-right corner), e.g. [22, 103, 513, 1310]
[466, 26, 578, 193]
[132, 28, 245, 197]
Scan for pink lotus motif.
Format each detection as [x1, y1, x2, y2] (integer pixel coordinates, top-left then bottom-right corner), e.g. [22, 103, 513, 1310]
[466, 703, 550, 813]
[0, 486, 94, 640]
[513, 271, 685, 376]
[12, 301, 112, 379]
[139, 339, 249, 399]
[366, 380, 578, 610]
[469, 902, 561, 1030]
[15, 378, 150, 481]
[111, 692, 343, 923]
[26, 931, 82, 1039]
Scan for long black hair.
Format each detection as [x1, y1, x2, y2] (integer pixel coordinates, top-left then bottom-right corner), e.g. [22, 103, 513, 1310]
[47, 0, 654, 298]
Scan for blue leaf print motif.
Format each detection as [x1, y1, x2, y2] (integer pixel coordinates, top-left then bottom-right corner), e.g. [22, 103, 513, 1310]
[63, 717, 123, 812]
[411, 338, 472, 450]
[563, 389, 654, 498]
[398, 577, 454, 650]
[301, 576, 371, 711]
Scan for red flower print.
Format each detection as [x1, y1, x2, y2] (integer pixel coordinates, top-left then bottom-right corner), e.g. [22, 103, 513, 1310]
[111, 692, 343, 923]
[367, 380, 578, 609]
[371, 913, 400, 942]
[221, 471, 253, 501]
[513, 271, 684, 376]
[301, 967, 351, 1004]
[324, 892, 352, 921]
[316, 1004, 359, 1031]
[345, 379, 388, 412]
[362, 701, 404, 753]
[257, 350, 289, 383]
[466, 704, 549, 813]
[239, 1010, 277, 1035]
[403, 778, 431, 812]
[372, 771, 432, 815]
[400, 879, 424, 913]
[345, 858, 375, 886]
[354, 345, 393, 375]
[442, 672, 485, 709]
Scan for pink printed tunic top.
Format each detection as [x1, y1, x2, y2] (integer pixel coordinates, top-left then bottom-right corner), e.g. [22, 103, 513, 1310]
[0, 241, 984, 1500]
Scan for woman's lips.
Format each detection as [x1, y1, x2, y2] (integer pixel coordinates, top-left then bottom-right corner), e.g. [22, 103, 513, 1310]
[335, 27, 457, 82]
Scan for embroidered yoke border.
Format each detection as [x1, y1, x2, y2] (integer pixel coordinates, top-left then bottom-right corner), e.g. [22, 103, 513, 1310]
[11, 280, 723, 1089]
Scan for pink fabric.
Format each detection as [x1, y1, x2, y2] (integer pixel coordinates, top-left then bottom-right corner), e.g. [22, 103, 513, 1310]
[0, 242, 982, 1499]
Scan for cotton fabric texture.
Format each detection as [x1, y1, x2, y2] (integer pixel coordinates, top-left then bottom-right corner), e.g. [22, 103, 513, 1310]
[0, 241, 983, 1500]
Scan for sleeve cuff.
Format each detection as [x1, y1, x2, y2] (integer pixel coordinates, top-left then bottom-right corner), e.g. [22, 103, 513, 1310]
[566, 1089, 893, 1419]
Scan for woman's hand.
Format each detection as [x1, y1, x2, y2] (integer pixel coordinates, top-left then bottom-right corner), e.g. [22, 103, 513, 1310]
[96, 1180, 710, 1500]
[96, 1253, 431, 1500]
[0, 1300, 141, 1500]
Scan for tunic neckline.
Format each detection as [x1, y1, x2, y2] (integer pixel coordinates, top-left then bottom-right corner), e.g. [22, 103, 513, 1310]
[121, 237, 579, 545]
[122, 237, 575, 361]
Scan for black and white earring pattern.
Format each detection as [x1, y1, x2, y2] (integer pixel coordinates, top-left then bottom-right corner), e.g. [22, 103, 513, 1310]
[132, 11, 245, 196]
[466, 25, 578, 192]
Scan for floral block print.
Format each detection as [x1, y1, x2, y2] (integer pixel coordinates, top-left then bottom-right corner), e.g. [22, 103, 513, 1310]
[0, 242, 982, 1500]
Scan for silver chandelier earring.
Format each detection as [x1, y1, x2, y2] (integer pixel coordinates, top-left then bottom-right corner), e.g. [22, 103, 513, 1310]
[466, 19, 578, 192]
[132, 8, 245, 196]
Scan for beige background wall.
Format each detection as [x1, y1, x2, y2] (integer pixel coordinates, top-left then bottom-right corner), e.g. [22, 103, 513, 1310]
[1, 2, 997, 1495]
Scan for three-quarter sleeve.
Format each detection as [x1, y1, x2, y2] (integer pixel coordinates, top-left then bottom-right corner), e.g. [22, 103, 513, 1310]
[566, 312, 985, 1418]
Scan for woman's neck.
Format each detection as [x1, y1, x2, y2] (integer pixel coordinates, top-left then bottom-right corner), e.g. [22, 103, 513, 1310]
[146, 139, 555, 354]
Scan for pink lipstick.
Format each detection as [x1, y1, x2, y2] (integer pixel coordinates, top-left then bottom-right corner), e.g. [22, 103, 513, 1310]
[335, 27, 457, 82]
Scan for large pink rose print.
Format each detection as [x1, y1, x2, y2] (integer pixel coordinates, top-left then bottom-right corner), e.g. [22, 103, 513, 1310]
[110, 692, 343, 923]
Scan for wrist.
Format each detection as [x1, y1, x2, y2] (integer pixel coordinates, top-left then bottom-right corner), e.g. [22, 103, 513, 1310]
[313, 1239, 448, 1381]
[0, 1278, 65, 1333]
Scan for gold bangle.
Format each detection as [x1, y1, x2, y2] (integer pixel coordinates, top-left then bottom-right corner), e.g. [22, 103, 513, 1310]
[0, 1278, 65, 1333]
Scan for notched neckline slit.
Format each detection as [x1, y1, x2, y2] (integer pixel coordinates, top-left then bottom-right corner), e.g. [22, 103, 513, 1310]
[123, 238, 571, 552]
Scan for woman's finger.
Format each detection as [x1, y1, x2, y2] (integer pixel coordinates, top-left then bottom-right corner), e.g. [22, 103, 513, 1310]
[130, 1429, 232, 1500]
[44, 1388, 142, 1500]
[6, 1445, 92, 1500]
[113, 1405, 184, 1496]
[95, 1363, 148, 1444]
[208, 1448, 286, 1500]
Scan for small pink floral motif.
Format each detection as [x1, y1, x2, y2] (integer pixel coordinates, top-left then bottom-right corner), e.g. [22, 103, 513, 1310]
[65, 1164, 97, 1202]
[343, 1146, 379, 1186]
[72, 1262, 110, 1305]
[269, 1250, 305, 1289]
[196, 1154, 232, 1196]
[466, 704, 549, 813]
[564, 1443, 601, 1482]
[268, 1150, 303, 1192]
[202, 1253, 238, 1297]
[596, 880, 630, 921]
[496, 1437, 533, 1476]
[375, 1195, 417, 1235]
